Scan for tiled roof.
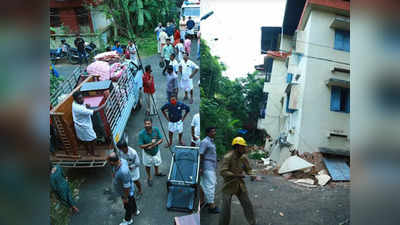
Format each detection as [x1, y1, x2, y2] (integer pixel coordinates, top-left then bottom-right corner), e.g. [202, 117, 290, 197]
[266, 51, 291, 59]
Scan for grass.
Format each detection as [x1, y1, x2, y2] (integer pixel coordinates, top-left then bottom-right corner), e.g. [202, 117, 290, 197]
[119, 31, 158, 58]
[50, 177, 85, 225]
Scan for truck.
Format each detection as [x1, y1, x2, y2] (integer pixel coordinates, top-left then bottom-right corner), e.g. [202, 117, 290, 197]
[180, 0, 201, 35]
[50, 58, 143, 168]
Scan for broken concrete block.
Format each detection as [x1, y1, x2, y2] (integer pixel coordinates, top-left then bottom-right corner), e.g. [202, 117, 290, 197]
[261, 157, 271, 166]
[315, 174, 331, 186]
[282, 173, 292, 179]
[278, 156, 314, 174]
[318, 169, 328, 175]
[294, 178, 315, 185]
[277, 147, 291, 166]
[289, 179, 318, 188]
[265, 166, 273, 170]
[269, 144, 281, 164]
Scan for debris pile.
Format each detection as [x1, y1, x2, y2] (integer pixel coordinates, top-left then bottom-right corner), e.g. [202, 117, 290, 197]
[254, 150, 346, 187]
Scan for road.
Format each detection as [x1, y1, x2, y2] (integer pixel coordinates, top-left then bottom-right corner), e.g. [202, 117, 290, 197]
[59, 42, 200, 225]
[200, 162, 350, 225]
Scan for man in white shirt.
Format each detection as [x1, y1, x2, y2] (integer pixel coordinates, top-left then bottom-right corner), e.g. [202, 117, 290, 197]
[117, 140, 143, 196]
[158, 28, 168, 56]
[179, 52, 199, 104]
[169, 53, 180, 74]
[175, 39, 185, 62]
[191, 113, 200, 147]
[72, 91, 106, 156]
[127, 40, 137, 65]
[154, 23, 163, 54]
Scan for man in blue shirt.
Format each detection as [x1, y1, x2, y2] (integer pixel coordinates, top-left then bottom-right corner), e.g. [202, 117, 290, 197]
[108, 152, 138, 225]
[186, 16, 195, 38]
[161, 95, 190, 147]
[112, 40, 124, 55]
[166, 21, 175, 39]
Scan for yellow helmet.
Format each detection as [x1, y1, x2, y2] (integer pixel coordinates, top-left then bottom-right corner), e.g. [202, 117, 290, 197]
[232, 137, 247, 146]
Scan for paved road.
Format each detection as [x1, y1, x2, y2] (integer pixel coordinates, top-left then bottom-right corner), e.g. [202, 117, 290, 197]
[65, 42, 200, 225]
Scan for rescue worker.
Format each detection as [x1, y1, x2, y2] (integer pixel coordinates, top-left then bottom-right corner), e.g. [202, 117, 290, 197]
[219, 137, 257, 225]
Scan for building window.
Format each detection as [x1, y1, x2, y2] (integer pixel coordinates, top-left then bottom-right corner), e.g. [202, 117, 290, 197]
[334, 29, 350, 52]
[330, 86, 350, 113]
[50, 8, 62, 27]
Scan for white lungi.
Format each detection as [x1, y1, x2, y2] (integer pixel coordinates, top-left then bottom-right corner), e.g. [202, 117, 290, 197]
[142, 150, 162, 167]
[168, 120, 183, 134]
[191, 136, 200, 146]
[200, 170, 217, 204]
[180, 78, 193, 92]
[130, 167, 140, 181]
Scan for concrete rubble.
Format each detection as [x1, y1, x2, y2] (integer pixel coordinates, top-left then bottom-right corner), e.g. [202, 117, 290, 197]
[315, 170, 331, 186]
[278, 156, 314, 174]
[253, 145, 343, 187]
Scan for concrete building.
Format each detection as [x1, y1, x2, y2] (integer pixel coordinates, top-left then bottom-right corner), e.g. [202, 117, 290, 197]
[258, 0, 350, 155]
[50, 0, 111, 34]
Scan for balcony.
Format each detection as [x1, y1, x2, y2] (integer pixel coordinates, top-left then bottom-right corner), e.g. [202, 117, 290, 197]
[330, 16, 350, 31]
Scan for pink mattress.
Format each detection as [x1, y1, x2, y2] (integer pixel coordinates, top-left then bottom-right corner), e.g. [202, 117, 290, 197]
[83, 96, 105, 107]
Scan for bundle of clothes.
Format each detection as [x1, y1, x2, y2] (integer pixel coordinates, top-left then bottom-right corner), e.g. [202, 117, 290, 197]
[86, 51, 127, 81]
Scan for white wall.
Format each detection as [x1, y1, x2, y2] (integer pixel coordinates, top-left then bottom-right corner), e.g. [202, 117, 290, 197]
[294, 9, 350, 153]
[258, 57, 288, 140]
[90, 7, 112, 32]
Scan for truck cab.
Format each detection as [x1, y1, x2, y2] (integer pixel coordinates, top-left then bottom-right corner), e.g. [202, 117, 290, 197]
[180, 0, 200, 35]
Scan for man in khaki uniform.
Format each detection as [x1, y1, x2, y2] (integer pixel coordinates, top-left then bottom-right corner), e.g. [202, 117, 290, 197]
[219, 137, 257, 225]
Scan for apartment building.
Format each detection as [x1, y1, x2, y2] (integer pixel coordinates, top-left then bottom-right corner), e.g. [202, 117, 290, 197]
[258, 0, 350, 154]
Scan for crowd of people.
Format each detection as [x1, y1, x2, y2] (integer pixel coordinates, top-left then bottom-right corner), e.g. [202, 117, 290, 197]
[51, 17, 261, 225]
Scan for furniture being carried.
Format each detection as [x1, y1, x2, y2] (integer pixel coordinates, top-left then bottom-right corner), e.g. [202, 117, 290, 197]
[50, 61, 143, 168]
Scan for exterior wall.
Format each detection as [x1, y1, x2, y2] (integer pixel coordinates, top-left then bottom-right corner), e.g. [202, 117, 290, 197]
[292, 9, 350, 153]
[258, 35, 292, 139]
[58, 8, 80, 33]
[280, 35, 292, 52]
[258, 58, 288, 140]
[90, 7, 112, 32]
[50, 0, 97, 34]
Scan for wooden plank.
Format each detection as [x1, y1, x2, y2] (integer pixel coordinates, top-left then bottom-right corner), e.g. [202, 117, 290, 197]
[54, 154, 82, 159]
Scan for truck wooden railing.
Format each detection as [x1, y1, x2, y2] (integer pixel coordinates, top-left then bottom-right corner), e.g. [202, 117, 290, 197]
[50, 61, 143, 168]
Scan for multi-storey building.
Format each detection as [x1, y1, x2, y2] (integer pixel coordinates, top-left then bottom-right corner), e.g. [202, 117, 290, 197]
[258, 0, 350, 155]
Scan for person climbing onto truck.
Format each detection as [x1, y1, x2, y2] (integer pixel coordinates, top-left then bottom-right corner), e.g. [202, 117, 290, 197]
[72, 91, 106, 156]
[219, 137, 258, 225]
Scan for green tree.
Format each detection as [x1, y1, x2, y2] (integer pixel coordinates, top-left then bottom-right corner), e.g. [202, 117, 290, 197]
[92, 0, 177, 40]
[200, 40, 267, 156]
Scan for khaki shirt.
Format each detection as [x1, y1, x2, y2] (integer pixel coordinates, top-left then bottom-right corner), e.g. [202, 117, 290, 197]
[220, 151, 256, 194]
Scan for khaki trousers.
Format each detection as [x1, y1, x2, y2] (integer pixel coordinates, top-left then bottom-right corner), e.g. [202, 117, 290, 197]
[219, 190, 256, 225]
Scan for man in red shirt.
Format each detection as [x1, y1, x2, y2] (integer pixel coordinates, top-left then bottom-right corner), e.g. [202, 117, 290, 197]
[142, 65, 156, 116]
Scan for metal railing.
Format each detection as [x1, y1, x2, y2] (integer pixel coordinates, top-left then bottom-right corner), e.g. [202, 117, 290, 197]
[104, 62, 139, 135]
[50, 67, 82, 107]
